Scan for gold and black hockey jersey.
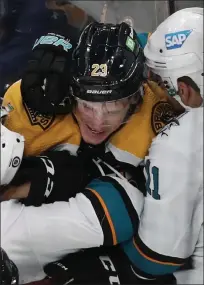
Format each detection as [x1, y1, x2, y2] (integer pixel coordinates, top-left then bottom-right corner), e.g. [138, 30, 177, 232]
[3, 80, 173, 166]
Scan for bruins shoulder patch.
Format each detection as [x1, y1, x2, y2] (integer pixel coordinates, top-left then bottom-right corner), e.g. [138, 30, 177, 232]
[24, 102, 55, 130]
[151, 101, 176, 135]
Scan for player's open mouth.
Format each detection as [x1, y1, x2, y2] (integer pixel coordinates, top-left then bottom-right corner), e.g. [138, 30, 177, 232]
[86, 124, 104, 134]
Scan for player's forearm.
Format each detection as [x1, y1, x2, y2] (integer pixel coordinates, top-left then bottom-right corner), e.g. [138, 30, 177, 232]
[83, 175, 144, 245]
[1, 196, 103, 284]
[2, 176, 144, 259]
[1, 175, 144, 285]
[21, 194, 104, 251]
[1, 197, 103, 284]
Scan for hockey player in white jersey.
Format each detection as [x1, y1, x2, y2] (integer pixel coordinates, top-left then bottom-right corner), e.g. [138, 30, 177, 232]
[133, 108, 203, 284]
[138, 7, 203, 284]
[144, 7, 203, 110]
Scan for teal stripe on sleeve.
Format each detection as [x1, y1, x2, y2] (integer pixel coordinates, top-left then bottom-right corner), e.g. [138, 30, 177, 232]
[87, 179, 134, 244]
[122, 239, 182, 275]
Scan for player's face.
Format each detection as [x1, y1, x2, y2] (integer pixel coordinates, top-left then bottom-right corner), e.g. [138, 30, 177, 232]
[75, 98, 131, 145]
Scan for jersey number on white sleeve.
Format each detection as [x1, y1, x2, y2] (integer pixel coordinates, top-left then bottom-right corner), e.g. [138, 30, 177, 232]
[145, 159, 160, 200]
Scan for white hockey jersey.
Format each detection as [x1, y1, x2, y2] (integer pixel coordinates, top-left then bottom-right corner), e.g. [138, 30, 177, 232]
[122, 108, 203, 283]
[1, 175, 144, 284]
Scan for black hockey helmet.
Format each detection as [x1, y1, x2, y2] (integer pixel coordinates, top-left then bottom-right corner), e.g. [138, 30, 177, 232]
[0, 247, 19, 285]
[71, 21, 145, 102]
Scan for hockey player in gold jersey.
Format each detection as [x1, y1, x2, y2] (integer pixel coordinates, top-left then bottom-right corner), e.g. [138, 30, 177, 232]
[2, 22, 179, 168]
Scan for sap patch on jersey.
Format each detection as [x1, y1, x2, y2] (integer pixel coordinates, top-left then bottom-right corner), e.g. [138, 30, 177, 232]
[165, 30, 192, 50]
[23, 102, 55, 130]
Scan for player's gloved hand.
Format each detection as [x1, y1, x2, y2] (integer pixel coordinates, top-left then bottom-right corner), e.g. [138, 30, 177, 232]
[21, 32, 75, 115]
[10, 151, 101, 206]
[43, 246, 177, 285]
[147, 80, 185, 115]
[44, 247, 129, 285]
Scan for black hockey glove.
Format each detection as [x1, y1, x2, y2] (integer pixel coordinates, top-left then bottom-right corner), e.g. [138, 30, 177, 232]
[43, 246, 177, 285]
[10, 151, 101, 206]
[21, 32, 75, 115]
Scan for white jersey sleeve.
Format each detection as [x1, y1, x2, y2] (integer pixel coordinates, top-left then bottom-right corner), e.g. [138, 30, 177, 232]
[122, 109, 203, 279]
[1, 196, 103, 284]
[1, 175, 144, 284]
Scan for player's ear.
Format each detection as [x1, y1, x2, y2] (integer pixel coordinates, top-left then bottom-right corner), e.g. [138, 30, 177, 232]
[177, 79, 203, 108]
[177, 81, 190, 106]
